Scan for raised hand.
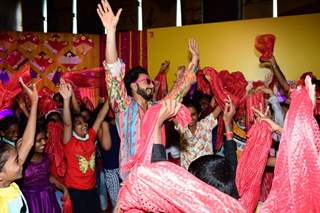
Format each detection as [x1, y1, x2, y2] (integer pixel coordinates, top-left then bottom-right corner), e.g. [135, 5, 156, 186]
[252, 106, 282, 133]
[305, 75, 316, 110]
[188, 39, 199, 66]
[59, 79, 72, 100]
[223, 96, 236, 125]
[157, 99, 181, 127]
[188, 39, 199, 57]
[255, 85, 274, 97]
[160, 60, 170, 72]
[264, 71, 274, 87]
[210, 97, 216, 108]
[19, 77, 38, 105]
[97, 0, 122, 31]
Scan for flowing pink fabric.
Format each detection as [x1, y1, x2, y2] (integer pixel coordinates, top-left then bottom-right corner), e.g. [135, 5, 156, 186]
[261, 87, 320, 212]
[259, 172, 274, 202]
[255, 34, 276, 61]
[121, 102, 191, 174]
[154, 70, 168, 100]
[119, 161, 246, 213]
[246, 92, 265, 130]
[62, 67, 106, 89]
[236, 121, 272, 212]
[118, 85, 320, 213]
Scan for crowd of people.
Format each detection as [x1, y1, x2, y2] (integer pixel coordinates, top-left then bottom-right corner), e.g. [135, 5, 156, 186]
[0, 0, 319, 212]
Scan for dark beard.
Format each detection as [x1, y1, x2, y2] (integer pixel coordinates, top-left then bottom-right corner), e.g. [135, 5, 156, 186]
[136, 85, 153, 101]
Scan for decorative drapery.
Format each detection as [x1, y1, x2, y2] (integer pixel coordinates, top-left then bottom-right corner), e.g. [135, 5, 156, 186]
[0, 30, 148, 109]
[0, 31, 100, 92]
[99, 31, 148, 72]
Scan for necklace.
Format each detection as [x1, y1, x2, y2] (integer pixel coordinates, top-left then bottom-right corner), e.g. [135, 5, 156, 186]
[72, 131, 89, 141]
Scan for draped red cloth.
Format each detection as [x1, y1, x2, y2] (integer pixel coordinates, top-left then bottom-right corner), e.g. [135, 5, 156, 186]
[118, 84, 320, 213]
[121, 102, 191, 174]
[0, 65, 34, 111]
[196, 69, 211, 96]
[38, 95, 59, 117]
[245, 92, 265, 130]
[236, 121, 273, 212]
[154, 70, 168, 100]
[62, 194, 73, 213]
[203, 67, 247, 150]
[298, 72, 320, 115]
[62, 67, 106, 89]
[255, 34, 275, 61]
[203, 67, 247, 108]
[261, 87, 320, 212]
[119, 101, 244, 213]
[44, 121, 66, 181]
[259, 172, 274, 202]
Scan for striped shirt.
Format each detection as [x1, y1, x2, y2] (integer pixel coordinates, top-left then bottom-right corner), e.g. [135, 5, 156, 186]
[104, 59, 196, 178]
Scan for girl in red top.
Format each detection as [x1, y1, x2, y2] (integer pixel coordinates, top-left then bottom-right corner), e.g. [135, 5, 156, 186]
[59, 79, 110, 213]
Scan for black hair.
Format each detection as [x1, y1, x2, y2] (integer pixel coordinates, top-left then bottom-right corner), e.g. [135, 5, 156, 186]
[36, 119, 47, 136]
[0, 143, 15, 172]
[199, 93, 212, 102]
[188, 155, 239, 199]
[23, 120, 48, 169]
[71, 113, 85, 127]
[0, 116, 19, 134]
[182, 98, 200, 114]
[124, 66, 149, 96]
[53, 93, 63, 103]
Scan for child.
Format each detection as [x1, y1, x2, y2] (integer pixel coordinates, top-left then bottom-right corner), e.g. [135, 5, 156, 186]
[20, 122, 69, 213]
[0, 116, 20, 148]
[0, 78, 38, 213]
[59, 79, 110, 213]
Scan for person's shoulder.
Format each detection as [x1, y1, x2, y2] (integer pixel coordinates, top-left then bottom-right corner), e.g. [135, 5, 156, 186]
[88, 128, 96, 137]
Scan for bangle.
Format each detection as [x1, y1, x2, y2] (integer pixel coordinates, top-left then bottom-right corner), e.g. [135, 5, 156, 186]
[224, 131, 233, 138]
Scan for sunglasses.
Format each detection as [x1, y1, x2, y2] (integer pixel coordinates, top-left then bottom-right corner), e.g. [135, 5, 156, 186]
[135, 76, 154, 85]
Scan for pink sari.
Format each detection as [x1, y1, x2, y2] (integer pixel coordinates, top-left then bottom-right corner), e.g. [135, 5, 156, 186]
[118, 86, 320, 213]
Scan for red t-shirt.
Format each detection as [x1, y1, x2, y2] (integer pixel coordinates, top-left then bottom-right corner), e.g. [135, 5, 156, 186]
[64, 128, 96, 190]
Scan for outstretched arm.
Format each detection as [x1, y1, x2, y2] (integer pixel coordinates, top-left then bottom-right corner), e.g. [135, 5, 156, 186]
[59, 79, 73, 144]
[17, 78, 38, 166]
[97, 0, 129, 112]
[92, 99, 110, 134]
[70, 86, 80, 114]
[252, 106, 283, 134]
[262, 55, 290, 92]
[167, 39, 199, 102]
[97, 0, 122, 64]
[222, 96, 237, 171]
[97, 121, 112, 151]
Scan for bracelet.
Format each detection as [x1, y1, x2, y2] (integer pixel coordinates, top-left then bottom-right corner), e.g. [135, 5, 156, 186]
[224, 131, 233, 138]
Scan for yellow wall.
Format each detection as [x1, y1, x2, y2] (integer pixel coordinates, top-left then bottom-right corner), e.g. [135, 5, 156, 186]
[147, 13, 320, 88]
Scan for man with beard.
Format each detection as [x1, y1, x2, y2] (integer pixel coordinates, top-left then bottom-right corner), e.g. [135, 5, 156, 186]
[97, 0, 199, 179]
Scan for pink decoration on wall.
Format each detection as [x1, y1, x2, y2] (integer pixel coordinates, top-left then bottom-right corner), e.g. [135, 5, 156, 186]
[44, 34, 68, 54]
[6, 49, 28, 69]
[17, 33, 40, 53]
[0, 33, 15, 52]
[73, 35, 94, 55]
[30, 51, 54, 72]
